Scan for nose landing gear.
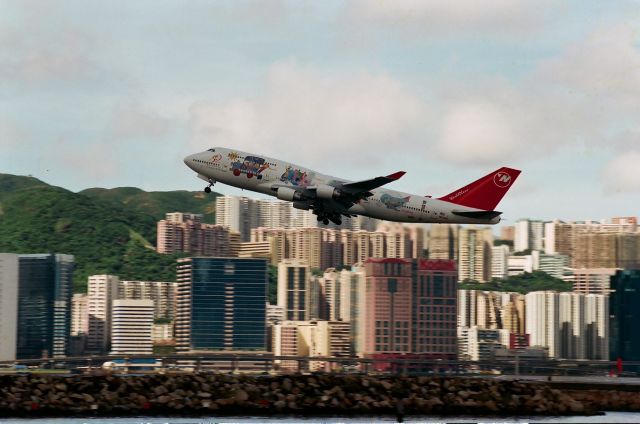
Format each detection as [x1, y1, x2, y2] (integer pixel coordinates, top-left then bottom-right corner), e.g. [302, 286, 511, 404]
[204, 180, 215, 193]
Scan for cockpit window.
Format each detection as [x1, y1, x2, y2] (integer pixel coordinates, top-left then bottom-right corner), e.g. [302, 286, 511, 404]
[207, 148, 216, 152]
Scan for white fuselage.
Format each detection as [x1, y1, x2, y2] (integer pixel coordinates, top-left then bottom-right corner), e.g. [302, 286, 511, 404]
[184, 147, 500, 225]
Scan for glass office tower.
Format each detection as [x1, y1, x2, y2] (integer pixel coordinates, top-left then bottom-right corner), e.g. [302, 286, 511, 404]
[14, 254, 74, 359]
[176, 257, 267, 352]
[610, 269, 640, 363]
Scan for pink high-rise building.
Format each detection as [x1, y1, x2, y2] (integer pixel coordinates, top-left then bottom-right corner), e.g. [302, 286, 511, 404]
[157, 212, 232, 256]
[362, 258, 458, 368]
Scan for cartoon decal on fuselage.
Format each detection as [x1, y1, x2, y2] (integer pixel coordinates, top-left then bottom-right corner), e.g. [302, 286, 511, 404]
[280, 166, 313, 188]
[231, 155, 269, 179]
[380, 193, 410, 210]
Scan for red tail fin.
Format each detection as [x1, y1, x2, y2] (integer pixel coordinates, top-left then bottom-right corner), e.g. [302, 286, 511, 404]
[438, 167, 521, 211]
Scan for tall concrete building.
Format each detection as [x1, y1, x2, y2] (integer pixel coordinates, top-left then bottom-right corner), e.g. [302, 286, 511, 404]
[572, 268, 619, 294]
[525, 290, 608, 360]
[0, 253, 74, 361]
[0, 254, 19, 361]
[525, 291, 559, 358]
[277, 260, 311, 321]
[500, 226, 515, 242]
[87, 275, 119, 354]
[491, 245, 510, 279]
[457, 290, 525, 334]
[158, 212, 232, 256]
[545, 218, 640, 268]
[514, 219, 545, 252]
[176, 257, 268, 352]
[428, 224, 459, 260]
[610, 270, 640, 362]
[71, 293, 88, 336]
[272, 320, 352, 371]
[458, 227, 492, 282]
[360, 258, 457, 360]
[215, 196, 257, 242]
[110, 299, 154, 355]
[118, 280, 177, 320]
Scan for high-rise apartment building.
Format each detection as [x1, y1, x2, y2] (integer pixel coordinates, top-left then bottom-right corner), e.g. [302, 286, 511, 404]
[71, 293, 88, 336]
[176, 257, 267, 352]
[458, 227, 492, 282]
[525, 291, 559, 358]
[110, 299, 154, 355]
[457, 290, 525, 335]
[545, 218, 640, 268]
[428, 224, 459, 260]
[572, 268, 618, 294]
[0, 254, 18, 361]
[610, 270, 640, 362]
[158, 212, 231, 256]
[500, 226, 515, 242]
[491, 245, 510, 279]
[514, 219, 545, 252]
[118, 280, 177, 320]
[277, 260, 311, 321]
[0, 253, 74, 361]
[525, 290, 608, 360]
[216, 196, 257, 242]
[87, 274, 119, 354]
[272, 320, 352, 371]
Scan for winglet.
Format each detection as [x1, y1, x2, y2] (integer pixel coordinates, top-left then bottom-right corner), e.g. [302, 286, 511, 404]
[386, 171, 406, 180]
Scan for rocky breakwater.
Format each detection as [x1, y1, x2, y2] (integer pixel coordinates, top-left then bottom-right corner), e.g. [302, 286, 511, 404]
[0, 374, 596, 417]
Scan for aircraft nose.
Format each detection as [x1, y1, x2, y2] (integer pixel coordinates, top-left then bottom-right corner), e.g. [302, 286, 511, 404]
[184, 154, 196, 169]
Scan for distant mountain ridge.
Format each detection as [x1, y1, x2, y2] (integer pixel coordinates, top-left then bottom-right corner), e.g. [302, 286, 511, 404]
[0, 173, 220, 291]
[80, 186, 219, 223]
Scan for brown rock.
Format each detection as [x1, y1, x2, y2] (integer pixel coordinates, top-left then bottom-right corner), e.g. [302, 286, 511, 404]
[235, 390, 249, 402]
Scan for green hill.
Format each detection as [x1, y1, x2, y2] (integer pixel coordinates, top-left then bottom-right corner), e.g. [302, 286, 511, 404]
[0, 174, 192, 292]
[80, 187, 220, 223]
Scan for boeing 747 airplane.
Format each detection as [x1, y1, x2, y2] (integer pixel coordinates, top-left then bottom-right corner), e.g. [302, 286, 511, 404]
[184, 148, 520, 226]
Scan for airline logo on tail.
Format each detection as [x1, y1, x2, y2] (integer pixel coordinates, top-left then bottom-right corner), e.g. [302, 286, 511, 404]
[493, 171, 512, 188]
[438, 166, 521, 211]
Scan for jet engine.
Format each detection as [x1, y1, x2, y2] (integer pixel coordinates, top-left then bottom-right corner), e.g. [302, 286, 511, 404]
[277, 187, 307, 202]
[292, 201, 310, 211]
[315, 184, 344, 200]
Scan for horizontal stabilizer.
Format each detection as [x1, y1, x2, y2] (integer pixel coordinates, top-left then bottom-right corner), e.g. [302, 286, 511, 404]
[452, 210, 502, 220]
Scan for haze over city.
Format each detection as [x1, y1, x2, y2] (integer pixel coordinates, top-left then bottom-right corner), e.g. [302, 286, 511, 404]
[2, 0, 639, 222]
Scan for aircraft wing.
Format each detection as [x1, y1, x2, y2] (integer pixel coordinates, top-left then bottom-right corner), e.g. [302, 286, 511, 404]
[341, 171, 406, 196]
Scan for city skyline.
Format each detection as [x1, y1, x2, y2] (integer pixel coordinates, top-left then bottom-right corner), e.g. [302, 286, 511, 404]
[2, 1, 639, 222]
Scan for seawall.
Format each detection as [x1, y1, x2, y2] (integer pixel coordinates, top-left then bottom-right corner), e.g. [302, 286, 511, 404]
[0, 373, 632, 417]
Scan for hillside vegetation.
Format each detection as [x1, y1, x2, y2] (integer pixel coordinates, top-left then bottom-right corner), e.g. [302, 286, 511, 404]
[459, 271, 572, 294]
[80, 186, 219, 223]
[0, 174, 204, 291]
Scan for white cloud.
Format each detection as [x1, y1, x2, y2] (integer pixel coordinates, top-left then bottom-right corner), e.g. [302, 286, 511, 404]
[603, 151, 640, 194]
[188, 61, 426, 167]
[437, 100, 520, 165]
[107, 102, 172, 139]
[349, 0, 559, 35]
[538, 25, 640, 103]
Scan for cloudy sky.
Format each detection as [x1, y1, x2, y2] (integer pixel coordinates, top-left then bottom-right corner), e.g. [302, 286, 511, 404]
[2, 0, 639, 223]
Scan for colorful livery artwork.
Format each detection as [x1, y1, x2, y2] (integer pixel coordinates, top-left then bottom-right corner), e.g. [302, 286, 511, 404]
[231, 155, 269, 179]
[380, 193, 410, 210]
[280, 166, 313, 188]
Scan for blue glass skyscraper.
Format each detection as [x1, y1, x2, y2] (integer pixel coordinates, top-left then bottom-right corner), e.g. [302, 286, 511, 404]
[610, 269, 640, 363]
[176, 257, 267, 352]
[0, 253, 74, 360]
